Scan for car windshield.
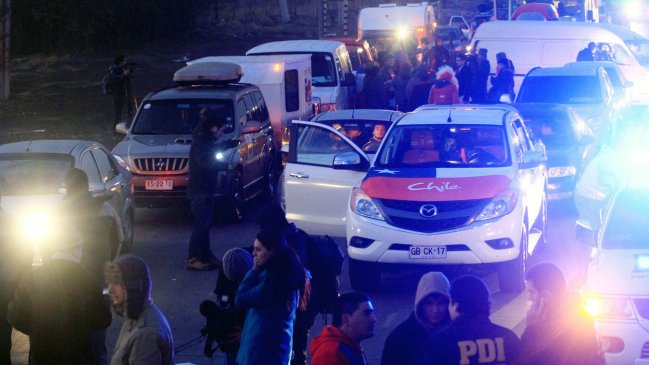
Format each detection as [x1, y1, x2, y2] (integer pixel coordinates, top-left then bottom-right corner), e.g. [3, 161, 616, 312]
[317, 119, 391, 153]
[132, 99, 235, 135]
[436, 28, 459, 40]
[517, 76, 602, 104]
[624, 38, 649, 67]
[602, 191, 649, 249]
[0, 155, 72, 195]
[375, 124, 510, 168]
[524, 115, 575, 148]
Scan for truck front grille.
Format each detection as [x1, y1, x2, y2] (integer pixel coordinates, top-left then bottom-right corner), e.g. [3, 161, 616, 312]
[134, 157, 188, 173]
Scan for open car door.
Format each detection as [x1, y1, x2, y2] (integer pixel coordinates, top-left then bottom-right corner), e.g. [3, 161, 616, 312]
[282, 120, 370, 237]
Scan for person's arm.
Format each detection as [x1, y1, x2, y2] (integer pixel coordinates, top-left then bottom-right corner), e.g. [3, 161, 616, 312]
[235, 269, 274, 310]
[128, 329, 164, 364]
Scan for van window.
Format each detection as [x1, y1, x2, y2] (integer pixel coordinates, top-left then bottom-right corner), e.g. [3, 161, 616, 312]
[542, 40, 583, 66]
[312, 52, 337, 87]
[285, 69, 300, 112]
[479, 40, 539, 74]
[625, 38, 649, 66]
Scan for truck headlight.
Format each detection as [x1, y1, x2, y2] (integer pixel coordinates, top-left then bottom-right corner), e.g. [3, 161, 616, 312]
[350, 187, 385, 221]
[20, 211, 53, 242]
[113, 154, 131, 171]
[476, 188, 518, 221]
[583, 295, 635, 319]
[548, 166, 576, 178]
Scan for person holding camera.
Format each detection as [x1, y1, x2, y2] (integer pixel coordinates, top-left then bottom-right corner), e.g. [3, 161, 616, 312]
[235, 229, 309, 365]
[201, 247, 253, 365]
[105, 55, 136, 127]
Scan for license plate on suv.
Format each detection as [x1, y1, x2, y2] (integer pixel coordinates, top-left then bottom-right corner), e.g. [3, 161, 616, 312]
[409, 245, 447, 259]
[145, 180, 173, 190]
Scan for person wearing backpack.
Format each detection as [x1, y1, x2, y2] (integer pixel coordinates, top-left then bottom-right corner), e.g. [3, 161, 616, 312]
[104, 55, 134, 127]
[254, 202, 343, 365]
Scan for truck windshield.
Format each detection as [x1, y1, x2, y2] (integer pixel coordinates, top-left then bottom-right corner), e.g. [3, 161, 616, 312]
[375, 124, 510, 168]
[132, 100, 235, 135]
[0, 155, 73, 195]
[518, 76, 602, 104]
[311, 52, 338, 87]
[624, 38, 649, 67]
[602, 190, 649, 249]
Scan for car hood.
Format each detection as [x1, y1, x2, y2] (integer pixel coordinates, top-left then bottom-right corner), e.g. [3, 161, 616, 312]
[587, 248, 649, 295]
[112, 134, 192, 157]
[359, 167, 513, 201]
[546, 146, 579, 168]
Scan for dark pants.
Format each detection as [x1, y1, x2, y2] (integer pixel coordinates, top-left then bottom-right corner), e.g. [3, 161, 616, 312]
[0, 284, 15, 365]
[291, 306, 319, 365]
[112, 93, 126, 126]
[188, 193, 216, 261]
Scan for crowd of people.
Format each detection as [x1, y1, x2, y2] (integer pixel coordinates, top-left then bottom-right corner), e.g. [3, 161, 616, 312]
[355, 38, 517, 111]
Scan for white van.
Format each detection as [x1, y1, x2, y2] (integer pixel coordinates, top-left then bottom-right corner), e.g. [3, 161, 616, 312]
[471, 21, 649, 102]
[357, 2, 436, 55]
[246, 40, 355, 113]
[188, 55, 314, 148]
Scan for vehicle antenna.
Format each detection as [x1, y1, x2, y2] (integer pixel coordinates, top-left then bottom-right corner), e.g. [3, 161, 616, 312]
[447, 108, 453, 123]
[26, 140, 32, 152]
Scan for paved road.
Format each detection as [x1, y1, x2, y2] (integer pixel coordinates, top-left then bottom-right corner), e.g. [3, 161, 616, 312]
[10, 198, 589, 365]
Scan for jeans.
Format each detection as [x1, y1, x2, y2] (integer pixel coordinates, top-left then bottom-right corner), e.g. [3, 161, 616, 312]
[188, 193, 216, 261]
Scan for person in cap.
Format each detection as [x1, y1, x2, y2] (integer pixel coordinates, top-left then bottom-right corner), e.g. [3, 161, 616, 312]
[186, 110, 228, 271]
[7, 226, 112, 365]
[381, 272, 451, 365]
[471, 48, 491, 103]
[421, 275, 521, 365]
[206, 247, 253, 365]
[105, 254, 174, 365]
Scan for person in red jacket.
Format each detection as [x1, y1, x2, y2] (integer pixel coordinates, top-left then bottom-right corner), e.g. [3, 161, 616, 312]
[428, 65, 460, 105]
[310, 292, 376, 365]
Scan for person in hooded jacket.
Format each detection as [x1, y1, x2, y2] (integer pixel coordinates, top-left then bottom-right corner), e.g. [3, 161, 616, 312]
[488, 58, 515, 104]
[236, 229, 308, 365]
[7, 226, 112, 365]
[254, 202, 315, 365]
[105, 254, 174, 365]
[406, 64, 435, 111]
[187, 109, 228, 271]
[381, 272, 451, 365]
[363, 61, 386, 109]
[428, 66, 460, 105]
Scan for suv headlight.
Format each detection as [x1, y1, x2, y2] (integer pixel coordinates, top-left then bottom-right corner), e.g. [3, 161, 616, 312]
[113, 154, 131, 171]
[548, 166, 576, 178]
[476, 188, 519, 221]
[350, 187, 385, 221]
[583, 295, 635, 319]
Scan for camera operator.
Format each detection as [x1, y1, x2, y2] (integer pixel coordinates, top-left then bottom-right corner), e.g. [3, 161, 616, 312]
[201, 247, 253, 364]
[106, 55, 136, 127]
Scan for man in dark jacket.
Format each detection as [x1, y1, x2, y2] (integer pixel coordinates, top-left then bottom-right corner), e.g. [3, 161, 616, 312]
[577, 42, 597, 61]
[105, 254, 174, 365]
[7, 227, 112, 365]
[421, 275, 521, 365]
[455, 54, 473, 103]
[310, 292, 375, 365]
[488, 58, 515, 103]
[0, 191, 31, 365]
[107, 55, 134, 127]
[187, 109, 227, 271]
[518, 263, 604, 365]
[471, 48, 491, 103]
[381, 272, 451, 365]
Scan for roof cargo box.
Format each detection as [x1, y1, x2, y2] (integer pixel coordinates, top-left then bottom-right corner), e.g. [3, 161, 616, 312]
[173, 62, 243, 85]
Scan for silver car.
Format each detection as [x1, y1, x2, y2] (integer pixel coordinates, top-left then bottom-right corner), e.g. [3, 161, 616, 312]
[0, 140, 135, 261]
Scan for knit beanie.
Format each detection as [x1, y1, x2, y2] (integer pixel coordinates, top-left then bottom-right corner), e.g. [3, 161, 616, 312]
[222, 248, 253, 282]
[104, 254, 151, 319]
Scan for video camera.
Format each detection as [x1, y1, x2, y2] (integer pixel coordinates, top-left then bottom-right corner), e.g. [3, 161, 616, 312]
[200, 298, 243, 357]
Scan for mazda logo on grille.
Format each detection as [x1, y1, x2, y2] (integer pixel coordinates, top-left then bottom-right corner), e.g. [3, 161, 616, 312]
[419, 204, 438, 218]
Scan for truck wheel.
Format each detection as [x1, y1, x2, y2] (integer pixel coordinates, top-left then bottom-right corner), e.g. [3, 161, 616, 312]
[498, 224, 528, 293]
[349, 258, 381, 292]
[118, 209, 134, 256]
[225, 170, 247, 223]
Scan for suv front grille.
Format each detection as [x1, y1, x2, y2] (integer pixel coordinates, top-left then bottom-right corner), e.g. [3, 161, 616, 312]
[134, 158, 188, 173]
[641, 341, 649, 358]
[377, 198, 488, 233]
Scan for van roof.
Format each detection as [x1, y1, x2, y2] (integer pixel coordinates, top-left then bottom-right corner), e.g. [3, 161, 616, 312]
[529, 66, 601, 76]
[247, 40, 345, 55]
[189, 54, 311, 65]
[358, 3, 431, 29]
[474, 21, 624, 43]
[399, 105, 515, 126]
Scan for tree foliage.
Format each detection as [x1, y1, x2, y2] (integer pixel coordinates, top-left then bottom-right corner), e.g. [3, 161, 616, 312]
[12, 0, 193, 54]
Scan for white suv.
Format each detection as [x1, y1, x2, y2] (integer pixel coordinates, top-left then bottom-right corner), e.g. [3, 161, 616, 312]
[282, 105, 547, 292]
[580, 184, 649, 365]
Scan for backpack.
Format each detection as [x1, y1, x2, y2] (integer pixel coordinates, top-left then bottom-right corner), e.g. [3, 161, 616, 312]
[306, 235, 344, 314]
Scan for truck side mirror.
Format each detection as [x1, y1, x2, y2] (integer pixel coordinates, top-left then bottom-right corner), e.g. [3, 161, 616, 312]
[115, 122, 130, 135]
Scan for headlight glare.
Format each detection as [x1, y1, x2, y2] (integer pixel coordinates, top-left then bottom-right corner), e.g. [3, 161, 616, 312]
[548, 166, 576, 178]
[350, 187, 385, 220]
[476, 188, 518, 221]
[583, 295, 635, 319]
